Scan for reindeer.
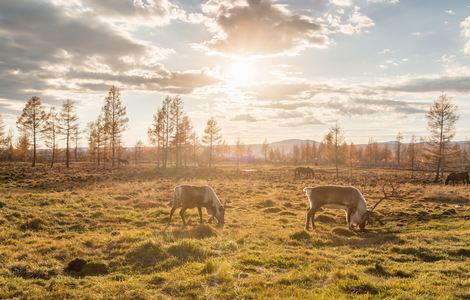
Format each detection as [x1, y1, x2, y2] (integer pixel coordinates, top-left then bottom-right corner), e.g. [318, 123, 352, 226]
[445, 172, 469, 186]
[303, 183, 399, 231]
[294, 167, 315, 179]
[164, 185, 225, 230]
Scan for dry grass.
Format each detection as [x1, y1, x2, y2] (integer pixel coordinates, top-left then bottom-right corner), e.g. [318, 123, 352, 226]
[0, 163, 469, 299]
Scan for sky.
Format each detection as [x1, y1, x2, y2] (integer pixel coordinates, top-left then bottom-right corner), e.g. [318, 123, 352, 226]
[1, 0, 470, 146]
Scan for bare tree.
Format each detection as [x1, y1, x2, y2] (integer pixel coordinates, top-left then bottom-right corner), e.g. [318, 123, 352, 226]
[162, 96, 172, 168]
[86, 122, 97, 165]
[235, 137, 244, 171]
[170, 96, 184, 168]
[0, 114, 5, 148]
[15, 133, 30, 162]
[408, 135, 417, 178]
[148, 108, 164, 168]
[58, 99, 79, 168]
[134, 140, 143, 166]
[426, 94, 459, 182]
[324, 124, 345, 179]
[202, 117, 222, 168]
[396, 132, 403, 168]
[347, 142, 357, 179]
[262, 138, 269, 163]
[41, 107, 58, 167]
[17, 96, 47, 167]
[102, 86, 128, 168]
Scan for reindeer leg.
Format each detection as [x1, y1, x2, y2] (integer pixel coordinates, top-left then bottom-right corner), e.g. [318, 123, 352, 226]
[346, 209, 353, 230]
[179, 207, 187, 227]
[163, 206, 177, 231]
[305, 208, 315, 230]
[197, 207, 203, 224]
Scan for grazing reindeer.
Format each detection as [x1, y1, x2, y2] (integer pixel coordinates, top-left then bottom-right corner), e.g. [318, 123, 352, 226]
[303, 183, 399, 231]
[445, 172, 469, 186]
[165, 185, 225, 230]
[294, 167, 315, 179]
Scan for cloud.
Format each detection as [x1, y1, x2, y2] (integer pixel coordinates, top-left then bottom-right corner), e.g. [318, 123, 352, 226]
[384, 75, 470, 93]
[0, 0, 218, 103]
[330, 0, 353, 7]
[199, 0, 329, 57]
[461, 17, 470, 55]
[368, 0, 399, 4]
[231, 113, 260, 122]
[324, 6, 374, 35]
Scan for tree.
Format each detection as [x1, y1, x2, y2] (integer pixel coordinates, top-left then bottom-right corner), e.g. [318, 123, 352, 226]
[347, 142, 357, 179]
[134, 140, 144, 166]
[170, 96, 184, 168]
[102, 86, 128, 168]
[73, 126, 80, 161]
[15, 133, 29, 161]
[408, 135, 417, 178]
[58, 99, 79, 168]
[426, 94, 459, 182]
[262, 138, 269, 163]
[324, 124, 345, 179]
[202, 117, 222, 168]
[17, 96, 46, 167]
[162, 96, 172, 168]
[148, 108, 164, 168]
[95, 115, 104, 166]
[0, 114, 5, 148]
[41, 107, 59, 167]
[86, 122, 97, 164]
[396, 132, 403, 168]
[235, 137, 244, 170]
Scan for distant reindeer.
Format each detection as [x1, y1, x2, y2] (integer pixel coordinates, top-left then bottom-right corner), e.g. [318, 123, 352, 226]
[164, 185, 226, 230]
[303, 183, 399, 231]
[118, 159, 129, 165]
[445, 172, 469, 186]
[294, 167, 315, 179]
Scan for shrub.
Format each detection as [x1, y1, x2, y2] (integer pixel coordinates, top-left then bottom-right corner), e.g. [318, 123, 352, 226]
[290, 230, 311, 241]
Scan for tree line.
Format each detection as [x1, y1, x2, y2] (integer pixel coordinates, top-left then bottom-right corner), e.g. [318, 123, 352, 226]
[0, 90, 467, 182]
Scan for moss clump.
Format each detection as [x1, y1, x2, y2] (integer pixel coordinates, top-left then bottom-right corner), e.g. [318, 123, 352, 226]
[332, 227, 355, 237]
[189, 225, 218, 239]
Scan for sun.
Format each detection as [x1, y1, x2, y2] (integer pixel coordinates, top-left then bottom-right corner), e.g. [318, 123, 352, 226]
[227, 60, 256, 85]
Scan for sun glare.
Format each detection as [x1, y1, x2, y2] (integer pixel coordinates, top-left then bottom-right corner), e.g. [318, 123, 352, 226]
[227, 60, 256, 85]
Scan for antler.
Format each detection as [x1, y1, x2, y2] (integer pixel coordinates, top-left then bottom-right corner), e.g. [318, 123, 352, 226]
[370, 182, 401, 212]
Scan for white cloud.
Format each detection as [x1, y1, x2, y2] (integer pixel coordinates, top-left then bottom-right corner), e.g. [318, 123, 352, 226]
[461, 17, 470, 55]
[198, 0, 329, 58]
[445, 10, 455, 15]
[330, 0, 353, 7]
[368, 0, 399, 4]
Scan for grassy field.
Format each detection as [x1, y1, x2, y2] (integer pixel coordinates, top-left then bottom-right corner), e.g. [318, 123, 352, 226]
[0, 163, 469, 299]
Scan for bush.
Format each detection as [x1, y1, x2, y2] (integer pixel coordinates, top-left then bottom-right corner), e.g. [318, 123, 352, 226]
[80, 261, 109, 276]
[189, 225, 218, 239]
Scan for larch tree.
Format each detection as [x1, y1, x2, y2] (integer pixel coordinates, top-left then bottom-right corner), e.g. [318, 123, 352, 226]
[58, 99, 79, 168]
[396, 132, 403, 168]
[426, 94, 459, 182]
[17, 96, 47, 167]
[102, 86, 128, 168]
[324, 124, 345, 179]
[134, 140, 144, 166]
[162, 96, 172, 168]
[86, 122, 97, 165]
[73, 126, 80, 161]
[408, 135, 417, 178]
[0, 114, 5, 147]
[348, 142, 357, 179]
[202, 117, 222, 168]
[170, 96, 184, 168]
[235, 137, 244, 170]
[95, 115, 104, 166]
[41, 107, 58, 167]
[148, 108, 164, 168]
[261, 138, 269, 163]
[15, 133, 30, 162]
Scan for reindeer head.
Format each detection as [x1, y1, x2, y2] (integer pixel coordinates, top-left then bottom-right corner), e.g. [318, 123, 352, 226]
[364, 183, 401, 228]
[215, 199, 227, 227]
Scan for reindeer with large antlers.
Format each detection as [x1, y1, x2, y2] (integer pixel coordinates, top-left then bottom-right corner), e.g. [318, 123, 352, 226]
[303, 183, 400, 231]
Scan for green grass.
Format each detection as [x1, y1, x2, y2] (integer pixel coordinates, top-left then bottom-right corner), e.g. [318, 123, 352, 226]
[0, 163, 469, 299]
